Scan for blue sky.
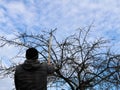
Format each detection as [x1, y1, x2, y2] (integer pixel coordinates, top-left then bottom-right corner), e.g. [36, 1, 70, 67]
[0, 0, 120, 89]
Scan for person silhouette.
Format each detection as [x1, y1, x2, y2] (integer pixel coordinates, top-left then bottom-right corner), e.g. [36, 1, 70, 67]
[14, 48, 55, 90]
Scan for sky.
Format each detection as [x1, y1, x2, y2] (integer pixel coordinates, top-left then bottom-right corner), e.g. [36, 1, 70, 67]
[0, 0, 120, 90]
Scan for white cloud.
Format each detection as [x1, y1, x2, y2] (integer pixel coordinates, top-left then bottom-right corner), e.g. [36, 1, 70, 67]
[7, 2, 36, 24]
[0, 0, 120, 34]
[0, 78, 13, 90]
[0, 30, 25, 67]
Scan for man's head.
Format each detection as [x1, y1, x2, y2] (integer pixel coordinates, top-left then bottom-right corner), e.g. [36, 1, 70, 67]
[26, 48, 38, 60]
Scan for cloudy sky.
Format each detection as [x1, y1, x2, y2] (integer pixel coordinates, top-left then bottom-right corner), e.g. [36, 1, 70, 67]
[0, 0, 120, 89]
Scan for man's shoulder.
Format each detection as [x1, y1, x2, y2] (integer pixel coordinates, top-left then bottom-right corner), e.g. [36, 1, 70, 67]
[41, 62, 47, 65]
[15, 64, 23, 71]
[39, 62, 48, 69]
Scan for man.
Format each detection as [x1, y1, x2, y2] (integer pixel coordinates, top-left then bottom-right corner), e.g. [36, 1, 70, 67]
[14, 48, 55, 90]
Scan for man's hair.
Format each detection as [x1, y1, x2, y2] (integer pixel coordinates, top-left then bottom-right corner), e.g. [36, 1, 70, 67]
[26, 48, 38, 60]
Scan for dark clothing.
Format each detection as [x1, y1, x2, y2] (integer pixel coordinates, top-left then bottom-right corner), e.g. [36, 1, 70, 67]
[14, 60, 54, 90]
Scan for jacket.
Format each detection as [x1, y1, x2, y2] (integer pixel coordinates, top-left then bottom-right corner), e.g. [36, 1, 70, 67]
[14, 60, 55, 90]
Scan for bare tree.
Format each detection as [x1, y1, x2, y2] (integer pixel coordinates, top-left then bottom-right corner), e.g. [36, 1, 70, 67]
[0, 27, 120, 90]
